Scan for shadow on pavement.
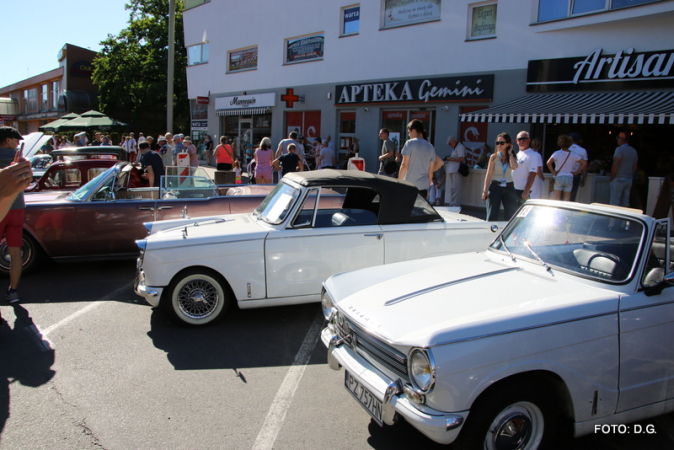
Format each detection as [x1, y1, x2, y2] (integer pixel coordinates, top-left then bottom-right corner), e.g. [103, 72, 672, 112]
[0, 304, 55, 435]
[148, 302, 327, 371]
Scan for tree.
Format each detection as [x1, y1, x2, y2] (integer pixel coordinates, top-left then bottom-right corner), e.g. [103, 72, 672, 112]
[92, 0, 189, 135]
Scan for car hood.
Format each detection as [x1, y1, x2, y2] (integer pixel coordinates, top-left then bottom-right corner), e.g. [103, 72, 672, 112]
[146, 213, 270, 249]
[326, 252, 620, 347]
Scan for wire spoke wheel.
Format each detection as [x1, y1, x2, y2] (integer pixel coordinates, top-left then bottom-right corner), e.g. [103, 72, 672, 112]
[166, 269, 230, 326]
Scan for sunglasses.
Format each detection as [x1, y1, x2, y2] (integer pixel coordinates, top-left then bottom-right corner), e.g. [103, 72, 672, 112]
[516, 137, 530, 141]
[495, 141, 507, 145]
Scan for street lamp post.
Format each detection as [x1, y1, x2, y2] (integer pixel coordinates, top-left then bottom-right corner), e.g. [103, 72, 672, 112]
[167, 0, 175, 133]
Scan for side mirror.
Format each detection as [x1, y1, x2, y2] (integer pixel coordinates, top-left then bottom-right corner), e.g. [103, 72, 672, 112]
[645, 271, 674, 297]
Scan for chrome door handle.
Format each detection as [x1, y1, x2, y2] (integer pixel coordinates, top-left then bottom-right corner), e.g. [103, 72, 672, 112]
[138, 206, 154, 211]
[365, 233, 383, 240]
[157, 206, 174, 210]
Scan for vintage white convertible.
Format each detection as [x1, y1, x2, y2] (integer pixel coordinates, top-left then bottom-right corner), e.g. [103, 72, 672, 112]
[134, 170, 503, 326]
[321, 200, 674, 448]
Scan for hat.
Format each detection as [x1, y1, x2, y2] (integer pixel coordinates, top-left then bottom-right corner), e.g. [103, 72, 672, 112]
[158, 136, 167, 142]
[570, 132, 582, 143]
[138, 142, 150, 150]
[0, 127, 23, 140]
[184, 137, 192, 143]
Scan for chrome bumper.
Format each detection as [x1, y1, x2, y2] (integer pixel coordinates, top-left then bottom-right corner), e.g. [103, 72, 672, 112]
[321, 327, 467, 445]
[134, 271, 163, 307]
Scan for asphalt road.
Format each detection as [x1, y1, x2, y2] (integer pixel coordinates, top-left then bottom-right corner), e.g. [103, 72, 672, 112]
[1, 259, 674, 449]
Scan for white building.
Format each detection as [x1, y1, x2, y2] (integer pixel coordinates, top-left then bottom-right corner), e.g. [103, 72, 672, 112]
[183, 0, 674, 176]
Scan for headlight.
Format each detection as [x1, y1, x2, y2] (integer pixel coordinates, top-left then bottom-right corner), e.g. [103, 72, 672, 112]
[408, 349, 435, 393]
[321, 288, 335, 321]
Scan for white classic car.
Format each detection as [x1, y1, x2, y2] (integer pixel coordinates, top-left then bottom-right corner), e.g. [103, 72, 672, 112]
[134, 170, 503, 326]
[321, 200, 674, 448]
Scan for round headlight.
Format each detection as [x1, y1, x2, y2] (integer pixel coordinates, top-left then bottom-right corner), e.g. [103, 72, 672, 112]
[409, 349, 435, 393]
[321, 288, 335, 321]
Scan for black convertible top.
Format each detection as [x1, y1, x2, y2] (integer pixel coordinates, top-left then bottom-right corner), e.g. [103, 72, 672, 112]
[284, 169, 441, 224]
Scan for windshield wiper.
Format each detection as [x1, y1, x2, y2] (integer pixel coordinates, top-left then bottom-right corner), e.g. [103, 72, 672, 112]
[499, 235, 516, 263]
[522, 238, 553, 274]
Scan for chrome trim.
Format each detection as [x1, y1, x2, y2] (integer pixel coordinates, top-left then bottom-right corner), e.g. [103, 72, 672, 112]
[382, 379, 403, 426]
[446, 416, 464, 431]
[144, 222, 153, 235]
[384, 267, 521, 306]
[327, 335, 346, 370]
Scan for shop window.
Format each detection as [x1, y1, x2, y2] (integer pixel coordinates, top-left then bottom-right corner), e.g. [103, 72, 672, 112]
[538, 0, 661, 22]
[187, 43, 209, 66]
[338, 112, 357, 162]
[468, 2, 497, 40]
[284, 33, 324, 65]
[228, 46, 258, 73]
[381, 0, 441, 30]
[340, 112, 356, 134]
[341, 5, 360, 36]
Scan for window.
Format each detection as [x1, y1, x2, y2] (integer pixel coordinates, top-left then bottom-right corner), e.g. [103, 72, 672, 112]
[381, 0, 441, 30]
[284, 33, 324, 64]
[22, 90, 28, 114]
[228, 46, 258, 73]
[51, 81, 59, 110]
[27, 88, 38, 113]
[184, 0, 210, 10]
[469, 2, 497, 39]
[538, 0, 662, 22]
[187, 43, 209, 66]
[341, 5, 360, 36]
[41, 85, 49, 111]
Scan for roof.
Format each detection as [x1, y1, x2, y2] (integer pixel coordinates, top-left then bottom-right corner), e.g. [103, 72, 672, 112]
[51, 146, 129, 161]
[284, 169, 440, 225]
[460, 91, 674, 125]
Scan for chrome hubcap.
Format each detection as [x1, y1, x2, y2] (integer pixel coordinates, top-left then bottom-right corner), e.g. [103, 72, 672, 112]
[487, 402, 544, 450]
[177, 279, 219, 319]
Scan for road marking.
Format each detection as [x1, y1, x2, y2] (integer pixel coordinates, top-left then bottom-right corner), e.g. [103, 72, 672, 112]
[252, 313, 323, 450]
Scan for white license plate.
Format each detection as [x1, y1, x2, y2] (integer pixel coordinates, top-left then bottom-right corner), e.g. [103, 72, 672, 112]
[344, 371, 383, 425]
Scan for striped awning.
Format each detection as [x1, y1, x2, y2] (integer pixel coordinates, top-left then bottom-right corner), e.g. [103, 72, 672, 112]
[216, 107, 270, 116]
[460, 91, 674, 125]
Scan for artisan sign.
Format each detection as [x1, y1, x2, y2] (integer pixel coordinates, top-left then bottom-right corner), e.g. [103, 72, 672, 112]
[528, 48, 674, 92]
[335, 75, 493, 105]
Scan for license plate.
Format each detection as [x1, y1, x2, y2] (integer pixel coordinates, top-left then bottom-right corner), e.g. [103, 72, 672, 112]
[344, 371, 383, 425]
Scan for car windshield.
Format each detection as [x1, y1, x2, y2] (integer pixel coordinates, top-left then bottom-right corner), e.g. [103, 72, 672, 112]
[68, 165, 117, 201]
[254, 182, 301, 224]
[490, 204, 644, 283]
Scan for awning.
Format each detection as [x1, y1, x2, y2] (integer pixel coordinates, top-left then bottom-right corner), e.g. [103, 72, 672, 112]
[461, 91, 674, 125]
[216, 107, 271, 116]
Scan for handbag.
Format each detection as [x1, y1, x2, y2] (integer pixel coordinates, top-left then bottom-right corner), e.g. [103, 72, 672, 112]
[384, 160, 398, 174]
[458, 161, 470, 177]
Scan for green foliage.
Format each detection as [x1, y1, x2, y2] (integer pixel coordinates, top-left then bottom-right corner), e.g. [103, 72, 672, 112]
[92, 0, 189, 134]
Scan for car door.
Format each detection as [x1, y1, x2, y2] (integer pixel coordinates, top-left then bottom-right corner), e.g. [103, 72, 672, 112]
[617, 219, 674, 412]
[74, 168, 156, 256]
[264, 187, 384, 299]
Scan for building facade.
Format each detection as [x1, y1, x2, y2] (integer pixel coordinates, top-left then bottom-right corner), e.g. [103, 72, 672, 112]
[183, 0, 674, 176]
[0, 44, 98, 135]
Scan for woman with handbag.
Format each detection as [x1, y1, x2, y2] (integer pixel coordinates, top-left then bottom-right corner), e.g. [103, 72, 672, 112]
[213, 136, 234, 171]
[546, 134, 587, 201]
[482, 133, 519, 221]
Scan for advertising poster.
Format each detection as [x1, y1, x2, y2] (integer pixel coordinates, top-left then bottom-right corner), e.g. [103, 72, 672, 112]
[286, 34, 324, 63]
[229, 47, 258, 72]
[384, 0, 441, 28]
[471, 4, 497, 38]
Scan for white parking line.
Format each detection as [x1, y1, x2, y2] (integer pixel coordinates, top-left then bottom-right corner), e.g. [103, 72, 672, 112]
[252, 313, 324, 450]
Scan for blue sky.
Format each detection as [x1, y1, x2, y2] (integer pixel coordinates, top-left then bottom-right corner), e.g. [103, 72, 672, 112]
[1, 0, 131, 88]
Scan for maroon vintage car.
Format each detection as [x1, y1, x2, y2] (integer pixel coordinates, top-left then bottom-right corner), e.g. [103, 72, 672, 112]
[1, 162, 273, 275]
[25, 147, 128, 193]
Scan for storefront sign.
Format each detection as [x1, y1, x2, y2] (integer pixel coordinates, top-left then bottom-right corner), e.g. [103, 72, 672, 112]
[196, 96, 209, 104]
[191, 120, 208, 130]
[71, 60, 93, 77]
[382, 111, 408, 121]
[286, 34, 324, 64]
[528, 48, 674, 92]
[0, 115, 16, 121]
[383, 0, 441, 29]
[215, 93, 276, 110]
[336, 75, 493, 105]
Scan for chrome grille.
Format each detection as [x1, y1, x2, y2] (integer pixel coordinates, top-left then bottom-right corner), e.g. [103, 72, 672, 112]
[335, 312, 409, 383]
